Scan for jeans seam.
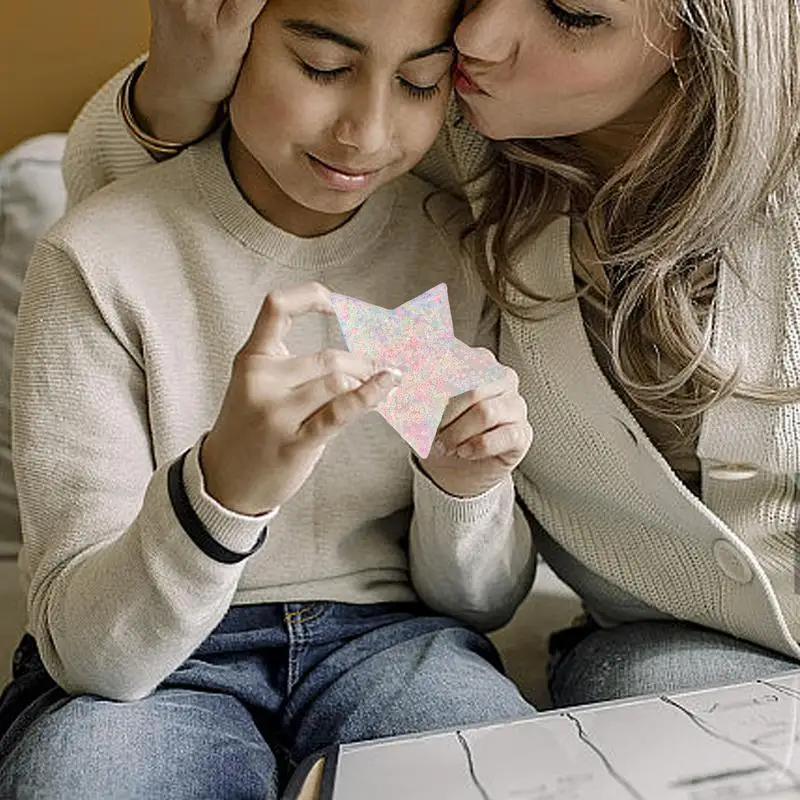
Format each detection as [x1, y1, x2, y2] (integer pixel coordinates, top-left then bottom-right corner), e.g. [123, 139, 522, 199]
[284, 604, 328, 694]
[283, 605, 326, 626]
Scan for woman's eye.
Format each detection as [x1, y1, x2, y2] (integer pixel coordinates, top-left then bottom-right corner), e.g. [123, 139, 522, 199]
[298, 60, 349, 83]
[399, 78, 442, 101]
[544, 0, 608, 30]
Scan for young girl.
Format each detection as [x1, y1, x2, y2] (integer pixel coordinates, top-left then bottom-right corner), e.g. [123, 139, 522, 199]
[68, 0, 800, 711]
[0, 0, 537, 796]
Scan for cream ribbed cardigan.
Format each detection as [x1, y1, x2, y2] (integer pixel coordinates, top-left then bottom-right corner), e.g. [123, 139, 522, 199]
[435, 108, 800, 657]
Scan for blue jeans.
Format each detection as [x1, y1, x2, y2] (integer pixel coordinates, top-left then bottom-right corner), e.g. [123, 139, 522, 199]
[0, 602, 533, 799]
[548, 618, 800, 707]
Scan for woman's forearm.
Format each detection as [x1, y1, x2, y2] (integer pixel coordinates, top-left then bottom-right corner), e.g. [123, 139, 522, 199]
[132, 60, 223, 146]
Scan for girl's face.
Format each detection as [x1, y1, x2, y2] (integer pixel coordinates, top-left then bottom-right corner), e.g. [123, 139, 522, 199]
[229, 0, 458, 236]
[453, 0, 682, 142]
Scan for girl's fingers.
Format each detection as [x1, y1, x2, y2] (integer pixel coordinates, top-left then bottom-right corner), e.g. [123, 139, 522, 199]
[434, 393, 523, 455]
[297, 370, 401, 444]
[283, 350, 379, 390]
[240, 283, 333, 358]
[454, 423, 531, 463]
[438, 367, 516, 430]
[284, 370, 368, 424]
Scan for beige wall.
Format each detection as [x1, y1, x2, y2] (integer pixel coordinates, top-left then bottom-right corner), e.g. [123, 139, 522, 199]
[0, 1, 149, 154]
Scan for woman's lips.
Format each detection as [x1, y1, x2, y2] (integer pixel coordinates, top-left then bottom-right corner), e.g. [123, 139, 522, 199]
[453, 65, 490, 96]
[307, 154, 380, 191]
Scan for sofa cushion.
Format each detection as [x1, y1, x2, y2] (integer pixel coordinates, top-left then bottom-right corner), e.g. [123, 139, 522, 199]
[0, 134, 67, 552]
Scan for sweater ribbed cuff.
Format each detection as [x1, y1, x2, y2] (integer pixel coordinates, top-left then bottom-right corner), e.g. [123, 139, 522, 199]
[409, 451, 512, 525]
[176, 442, 277, 561]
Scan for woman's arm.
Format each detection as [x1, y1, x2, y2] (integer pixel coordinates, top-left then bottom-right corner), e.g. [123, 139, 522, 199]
[63, 0, 267, 207]
[62, 59, 152, 208]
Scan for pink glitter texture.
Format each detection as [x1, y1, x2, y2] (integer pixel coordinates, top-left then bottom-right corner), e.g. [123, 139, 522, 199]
[330, 283, 505, 458]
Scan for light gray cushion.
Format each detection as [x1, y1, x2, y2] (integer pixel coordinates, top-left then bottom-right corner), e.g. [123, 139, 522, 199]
[0, 135, 67, 552]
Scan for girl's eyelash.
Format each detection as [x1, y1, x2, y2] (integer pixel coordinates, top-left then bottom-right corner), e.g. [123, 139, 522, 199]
[299, 62, 347, 83]
[298, 61, 441, 101]
[400, 80, 441, 101]
[544, 0, 607, 30]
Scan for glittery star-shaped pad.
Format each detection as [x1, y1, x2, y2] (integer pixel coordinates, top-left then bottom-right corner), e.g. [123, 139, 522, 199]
[330, 283, 506, 458]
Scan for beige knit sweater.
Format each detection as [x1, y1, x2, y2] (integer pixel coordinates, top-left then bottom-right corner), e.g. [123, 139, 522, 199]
[63, 62, 800, 660]
[12, 126, 535, 701]
[436, 110, 800, 657]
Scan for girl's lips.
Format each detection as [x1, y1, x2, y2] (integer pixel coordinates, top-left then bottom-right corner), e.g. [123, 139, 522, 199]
[308, 154, 380, 191]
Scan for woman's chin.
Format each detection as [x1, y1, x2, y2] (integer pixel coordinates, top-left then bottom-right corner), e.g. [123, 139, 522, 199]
[454, 94, 494, 137]
[454, 93, 521, 141]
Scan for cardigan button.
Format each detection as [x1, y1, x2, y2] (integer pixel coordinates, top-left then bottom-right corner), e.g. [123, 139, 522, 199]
[706, 463, 759, 481]
[712, 539, 754, 584]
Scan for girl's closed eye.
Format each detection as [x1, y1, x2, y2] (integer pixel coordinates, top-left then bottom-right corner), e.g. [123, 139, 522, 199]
[398, 77, 442, 101]
[543, 0, 609, 31]
[297, 59, 445, 101]
[296, 59, 350, 83]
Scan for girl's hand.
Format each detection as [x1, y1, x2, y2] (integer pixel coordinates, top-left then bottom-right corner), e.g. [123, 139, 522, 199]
[418, 358, 532, 498]
[134, 0, 269, 144]
[201, 283, 402, 515]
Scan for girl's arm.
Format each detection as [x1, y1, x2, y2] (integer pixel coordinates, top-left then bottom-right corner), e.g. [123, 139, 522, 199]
[407, 301, 537, 631]
[13, 239, 272, 701]
[409, 462, 537, 632]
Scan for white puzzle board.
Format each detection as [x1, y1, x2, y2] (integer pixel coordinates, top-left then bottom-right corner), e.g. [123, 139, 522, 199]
[329, 669, 800, 799]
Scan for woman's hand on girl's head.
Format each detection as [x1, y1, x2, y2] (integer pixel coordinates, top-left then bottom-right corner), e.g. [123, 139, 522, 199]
[418, 359, 532, 498]
[199, 282, 402, 516]
[134, 0, 269, 145]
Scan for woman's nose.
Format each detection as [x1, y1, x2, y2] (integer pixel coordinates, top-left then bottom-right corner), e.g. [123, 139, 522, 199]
[455, 0, 518, 65]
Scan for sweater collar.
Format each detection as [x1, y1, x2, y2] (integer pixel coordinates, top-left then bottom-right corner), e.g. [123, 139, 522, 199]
[189, 128, 396, 269]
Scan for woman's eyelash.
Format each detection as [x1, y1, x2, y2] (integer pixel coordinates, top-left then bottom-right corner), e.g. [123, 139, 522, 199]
[298, 61, 441, 101]
[544, 0, 607, 30]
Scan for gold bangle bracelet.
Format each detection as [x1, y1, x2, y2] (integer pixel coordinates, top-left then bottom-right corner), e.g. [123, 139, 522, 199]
[116, 62, 227, 159]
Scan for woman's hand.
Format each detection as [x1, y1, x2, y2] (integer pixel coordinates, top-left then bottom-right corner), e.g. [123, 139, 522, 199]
[134, 0, 269, 144]
[201, 283, 402, 515]
[418, 359, 532, 498]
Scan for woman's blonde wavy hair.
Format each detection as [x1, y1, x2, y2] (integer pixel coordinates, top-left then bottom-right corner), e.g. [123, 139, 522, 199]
[469, 0, 800, 422]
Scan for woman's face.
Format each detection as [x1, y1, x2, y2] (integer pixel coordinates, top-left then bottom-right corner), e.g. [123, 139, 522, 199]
[453, 0, 683, 141]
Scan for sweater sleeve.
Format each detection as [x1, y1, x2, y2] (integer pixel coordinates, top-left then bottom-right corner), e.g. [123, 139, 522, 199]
[12, 239, 272, 701]
[62, 57, 154, 209]
[408, 455, 536, 632]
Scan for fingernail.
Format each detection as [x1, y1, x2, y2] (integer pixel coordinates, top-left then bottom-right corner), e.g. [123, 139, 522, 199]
[384, 367, 403, 381]
[377, 370, 400, 388]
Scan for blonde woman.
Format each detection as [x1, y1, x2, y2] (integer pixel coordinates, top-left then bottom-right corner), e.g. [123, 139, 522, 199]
[33, 0, 800, 709]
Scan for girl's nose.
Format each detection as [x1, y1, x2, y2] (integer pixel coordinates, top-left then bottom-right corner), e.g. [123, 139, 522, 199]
[332, 84, 391, 157]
